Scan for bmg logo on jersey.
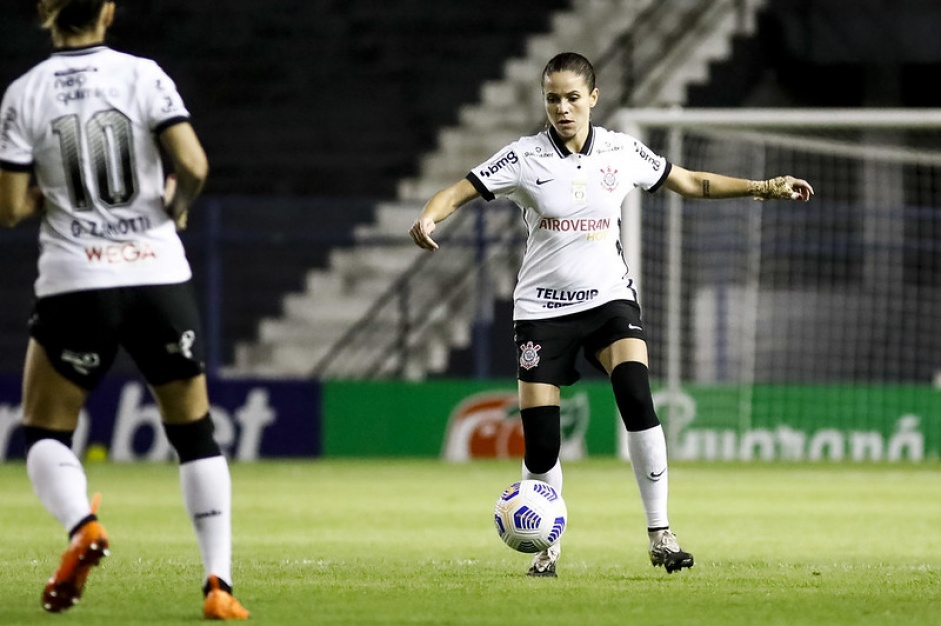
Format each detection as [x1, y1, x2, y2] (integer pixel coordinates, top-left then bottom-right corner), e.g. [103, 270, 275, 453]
[633, 141, 662, 171]
[479, 150, 519, 178]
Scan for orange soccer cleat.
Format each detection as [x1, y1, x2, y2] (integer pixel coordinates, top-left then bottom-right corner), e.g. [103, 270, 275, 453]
[203, 575, 250, 620]
[42, 493, 110, 612]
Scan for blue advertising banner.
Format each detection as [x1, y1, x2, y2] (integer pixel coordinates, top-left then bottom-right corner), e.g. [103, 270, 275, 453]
[0, 375, 321, 461]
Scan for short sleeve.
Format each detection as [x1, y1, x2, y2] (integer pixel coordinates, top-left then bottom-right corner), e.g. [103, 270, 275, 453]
[0, 81, 34, 170]
[139, 60, 190, 133]
[466, 142, 523, 201]
[629, 136, 671, 192]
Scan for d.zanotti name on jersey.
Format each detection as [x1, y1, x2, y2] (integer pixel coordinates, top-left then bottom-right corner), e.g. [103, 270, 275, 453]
[70, 215, 153, 238]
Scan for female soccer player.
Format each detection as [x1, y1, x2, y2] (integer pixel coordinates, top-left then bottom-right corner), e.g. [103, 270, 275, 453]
[410, 52, 813, 577]
[0, 0, 248, 618]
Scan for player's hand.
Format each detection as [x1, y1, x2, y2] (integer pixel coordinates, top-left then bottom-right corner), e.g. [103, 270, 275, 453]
[172, 210, 188, 231]
[163, 173, 177, 208]
[27, 186, 45, 216]
[785, 176, 814, 201]
[163, 174, 188, 231]
[409, 216, 439, 250]
[749, 175, 814, 201]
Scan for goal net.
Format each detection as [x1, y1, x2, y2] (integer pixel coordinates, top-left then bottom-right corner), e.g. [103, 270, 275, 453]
[614, 108, 941, 461]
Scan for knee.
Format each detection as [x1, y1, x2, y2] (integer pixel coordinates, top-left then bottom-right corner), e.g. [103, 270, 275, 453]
[22, 425, 74, 453]
[162, 414, 221, 463]
[611, 361, 660, 431]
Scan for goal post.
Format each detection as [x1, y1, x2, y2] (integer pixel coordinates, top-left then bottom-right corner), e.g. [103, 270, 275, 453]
[613, 108, 941, 462]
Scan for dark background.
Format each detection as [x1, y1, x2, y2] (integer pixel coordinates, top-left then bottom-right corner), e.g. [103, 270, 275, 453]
[1, 0, 940, 378]
[3, 0, 939, 198]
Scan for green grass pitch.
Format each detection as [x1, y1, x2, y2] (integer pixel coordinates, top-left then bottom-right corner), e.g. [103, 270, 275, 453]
[0, 459, 939, 625]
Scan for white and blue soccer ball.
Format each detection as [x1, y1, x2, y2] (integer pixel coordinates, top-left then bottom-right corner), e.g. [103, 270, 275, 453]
[493, 479, 567, 553]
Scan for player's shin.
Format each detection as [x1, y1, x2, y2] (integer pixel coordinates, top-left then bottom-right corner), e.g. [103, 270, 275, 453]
[520, 405, 563, 494]
[25, 431, 92, 531]
[164, 415, 234, 587]
[180, 456, 233, 585]
[626, 425, 670, 530]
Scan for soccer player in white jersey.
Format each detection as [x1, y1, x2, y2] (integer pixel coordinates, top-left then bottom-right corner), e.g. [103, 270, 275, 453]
[410, 52, 813, 577]
[0, 0, 248, 619]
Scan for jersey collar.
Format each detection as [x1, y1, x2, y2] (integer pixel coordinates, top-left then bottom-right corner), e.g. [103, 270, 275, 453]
[547, 124, 595, 157]
[52, 44, 109, 57]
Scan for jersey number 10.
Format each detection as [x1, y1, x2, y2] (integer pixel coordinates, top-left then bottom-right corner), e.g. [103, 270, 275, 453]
[51, 108, 138, 210]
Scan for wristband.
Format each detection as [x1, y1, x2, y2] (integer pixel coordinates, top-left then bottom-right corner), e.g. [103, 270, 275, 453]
[746, 176, 791, 200]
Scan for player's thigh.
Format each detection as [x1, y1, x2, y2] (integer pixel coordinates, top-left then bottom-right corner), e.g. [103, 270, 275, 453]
[584, 301, 649, 373]
[518, 380, 561, 409]
[21, 339, 89, 430]
[595, 337, 649, 373]
[120, 282, 206, 396]
[514, 317, 583, 387]
[149, 374, 210, 424]
[119, 283, 208, 423]
[24, 289, 123, 428]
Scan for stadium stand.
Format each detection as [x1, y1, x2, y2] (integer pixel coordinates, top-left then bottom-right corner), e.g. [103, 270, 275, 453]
[237, 0, 770, 378]
[0, 0, 567, 374]
[121, 0, 571, 198]
[2, 0, 939, 380]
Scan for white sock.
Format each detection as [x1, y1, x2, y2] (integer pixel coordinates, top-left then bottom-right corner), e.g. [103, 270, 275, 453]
[522, 459, 563, 495]
[627, 425, 670, 529]
[26, 439, 91, 533]
[180, 456, 232, 585]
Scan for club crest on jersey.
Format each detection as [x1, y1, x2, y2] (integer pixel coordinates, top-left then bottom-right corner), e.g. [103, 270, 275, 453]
[519, 341, 542, 370]
[600, 166, 619, 192]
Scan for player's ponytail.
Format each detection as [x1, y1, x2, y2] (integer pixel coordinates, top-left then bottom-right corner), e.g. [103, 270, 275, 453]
[39, 0, 108, 35]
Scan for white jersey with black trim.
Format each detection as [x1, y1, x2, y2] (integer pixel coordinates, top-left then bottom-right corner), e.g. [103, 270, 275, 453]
[0, 45, 193, 297]
[467, 125, 671, 320]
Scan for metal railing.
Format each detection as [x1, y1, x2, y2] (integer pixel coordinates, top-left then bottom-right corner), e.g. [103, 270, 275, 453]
[309, 0, 762, 379]
[310, 200, 525, 380]
[593, 0, 754, 117]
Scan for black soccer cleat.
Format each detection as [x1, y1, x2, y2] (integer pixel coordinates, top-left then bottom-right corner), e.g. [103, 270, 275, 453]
[649, 530, 694, 573]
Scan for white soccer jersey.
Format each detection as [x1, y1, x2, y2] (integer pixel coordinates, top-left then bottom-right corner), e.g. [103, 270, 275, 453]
[467, 125, 671, 320]
[0, 45, 193, 297]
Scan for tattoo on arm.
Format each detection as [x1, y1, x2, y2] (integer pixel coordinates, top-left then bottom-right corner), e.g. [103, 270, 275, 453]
[701, 180, 711, 198]
[747, 176, 790, 200]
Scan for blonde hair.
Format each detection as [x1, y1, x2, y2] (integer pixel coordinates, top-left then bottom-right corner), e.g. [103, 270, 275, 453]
[40, 0, 107, 34]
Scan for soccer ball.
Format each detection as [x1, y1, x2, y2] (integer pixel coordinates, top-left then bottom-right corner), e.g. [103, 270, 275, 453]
[493, 479, 567, 553]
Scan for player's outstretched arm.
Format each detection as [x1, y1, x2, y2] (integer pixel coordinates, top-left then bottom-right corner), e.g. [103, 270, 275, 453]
[0, 169, 42, 228]
[409, 178, 480, 250]
[664, 165, 814, 202]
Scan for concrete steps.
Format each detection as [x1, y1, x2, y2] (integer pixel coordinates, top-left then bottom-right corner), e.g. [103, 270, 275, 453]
[232, 0, 767, 379]
[398, 0, 765, 202]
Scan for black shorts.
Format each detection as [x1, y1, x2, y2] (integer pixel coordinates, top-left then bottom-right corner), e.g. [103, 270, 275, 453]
[29, 282, 206, 390]
[513, 300, 646, 386]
